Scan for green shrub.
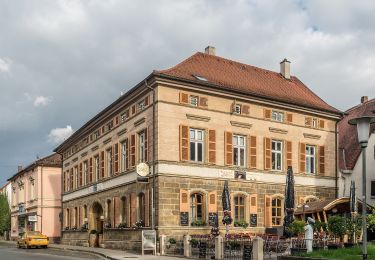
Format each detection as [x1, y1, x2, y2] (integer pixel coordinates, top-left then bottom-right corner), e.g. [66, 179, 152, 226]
[168, 238, 177, 244]
[288, 220, 305, 237]
[234, 220, 249, 228]
[328, 216, 346, 240]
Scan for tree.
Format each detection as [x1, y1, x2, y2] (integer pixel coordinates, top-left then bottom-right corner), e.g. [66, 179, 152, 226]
[287, 220, 305, 237]
[328, 215, 346, 242]
[0, 193, 11, 236]
[367, 209, 375, 232]
[345, 215, 362, 243]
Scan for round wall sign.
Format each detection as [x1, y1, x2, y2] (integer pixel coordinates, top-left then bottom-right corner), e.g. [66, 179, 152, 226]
[136, 163, 150, 177]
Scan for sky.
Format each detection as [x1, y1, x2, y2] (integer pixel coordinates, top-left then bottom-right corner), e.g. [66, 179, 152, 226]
[0, 0, 374, 186]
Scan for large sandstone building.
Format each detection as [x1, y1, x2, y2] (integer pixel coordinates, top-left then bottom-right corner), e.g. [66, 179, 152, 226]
[55, 47, 341, 249]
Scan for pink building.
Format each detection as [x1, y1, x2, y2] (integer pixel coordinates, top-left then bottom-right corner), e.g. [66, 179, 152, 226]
[8, 153, 62, 242]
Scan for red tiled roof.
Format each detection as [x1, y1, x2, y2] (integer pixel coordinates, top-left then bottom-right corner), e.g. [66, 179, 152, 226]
[339, 98, 375, 170]
[156, 52, 340, 114]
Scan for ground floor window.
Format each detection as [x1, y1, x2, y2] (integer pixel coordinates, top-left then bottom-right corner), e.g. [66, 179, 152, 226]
[272, 197, 282, 226]
[190, 193, 204, 225]
[234, 195, 245, 222]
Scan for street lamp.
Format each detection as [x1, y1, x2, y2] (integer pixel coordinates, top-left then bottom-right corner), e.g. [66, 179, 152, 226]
[348, 115, 375, 260]
[297, 203, 310, 222]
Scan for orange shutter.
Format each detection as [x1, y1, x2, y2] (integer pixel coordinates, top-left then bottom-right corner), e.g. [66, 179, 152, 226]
[130, 134, 136, 167]
[286, 113, 293, 123]
[144, 190, 150, 227]
[180, 189, 189, 212]
[114, 143, 119, 174]
[319, 146, 325, 175]
[319, 120, 325, 129]
[144, 128, 148, 162]
[264, 137, 271, 170]
[208, 191, 217, 213]
[208, 129, 216, 164]
[286, 141, 292, 169]
[179, 125, 189, 161]
[199, 97, 208, 107]
[242, 105, 250, 115]
[125, 138, 129, 170]
[250, 194, 258, 214]
[130, 193, 137, 225]
[299, 143, 306, 173]
[179, 92, 189, 104]
[249, 136, 257, 169]
[89, 158, 93, 183]
[264, 109, 271, 120]
[305, 117, 312, 127]
[224, 132, 233, 165]
[100, 151, 105, 178]
[264, 195, 272, 227]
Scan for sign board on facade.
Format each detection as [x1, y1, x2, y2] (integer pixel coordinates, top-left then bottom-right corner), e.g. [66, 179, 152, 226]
[137, 163, 150, 177]
[208, 212, 218, 227]
[250, 214, 257, 227]
[142, 230, 156, 255]
[180, 212, 189, 226]
[234, 170, 246, 180]
[28, 215, 37, 222]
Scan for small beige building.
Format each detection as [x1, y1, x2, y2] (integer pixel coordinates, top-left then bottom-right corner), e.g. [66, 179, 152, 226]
[55, 47, 341, 249]
[8, 153, 62, 242]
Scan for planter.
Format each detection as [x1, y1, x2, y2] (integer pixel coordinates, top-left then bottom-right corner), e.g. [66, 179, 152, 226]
[290, 248, 307, 255]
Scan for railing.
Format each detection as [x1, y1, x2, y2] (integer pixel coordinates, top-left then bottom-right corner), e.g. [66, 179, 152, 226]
[190, 235, 215, 259]
[223, 236, 253, 260]
[263, 235, 290, 258]
[164, 236, 184, 256]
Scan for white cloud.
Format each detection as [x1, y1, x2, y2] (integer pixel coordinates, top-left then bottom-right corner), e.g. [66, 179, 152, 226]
[0, 58, 11, 73]
[48, 125, 74, 144]
[33, 96, 52, 107]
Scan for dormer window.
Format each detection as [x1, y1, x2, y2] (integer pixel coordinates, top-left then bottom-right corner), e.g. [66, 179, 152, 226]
[233, 104, 241, 114]
[193, 74, 208, 81]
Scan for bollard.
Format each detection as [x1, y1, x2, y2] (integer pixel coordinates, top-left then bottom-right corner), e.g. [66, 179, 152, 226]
[215, 235, 223, 260]
[252, 237, 264, 260]
[184, 235, 191, 257]
[159, 235, 166, 256]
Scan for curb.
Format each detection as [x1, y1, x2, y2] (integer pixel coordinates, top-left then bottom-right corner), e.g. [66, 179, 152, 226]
[49, 245, 120, 260]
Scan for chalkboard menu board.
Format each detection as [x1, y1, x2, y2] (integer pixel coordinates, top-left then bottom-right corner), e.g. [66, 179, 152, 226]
[208, 212, 218, 227]
[243, 245, 252, 260]
[180, 212, 189, 226]
[250, 214, 257, 227]
[199, 241, 207, 258]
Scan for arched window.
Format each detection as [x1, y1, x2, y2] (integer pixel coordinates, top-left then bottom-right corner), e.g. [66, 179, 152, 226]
[190, 193, 204, 223]
[272, 197, 283, 226]
[234, 195, 246, 222]
[138, 193, 145, 223]
[121, 196, 128, 226]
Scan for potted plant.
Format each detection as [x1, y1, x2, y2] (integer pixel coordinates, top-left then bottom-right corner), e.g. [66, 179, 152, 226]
[81, 222, 88, 231]
[328, 215, 346, 249]
[288, 220, 307, 255]
[234, 220, 249, 228]
[117, 222, 127, 229]
[189, 238, 199, 248]
[191, 219, 206, 226]
[345, 215, 362, 247]
[133, 220, 144, 229]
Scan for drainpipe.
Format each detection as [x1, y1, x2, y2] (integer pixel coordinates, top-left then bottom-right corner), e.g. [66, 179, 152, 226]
[40, 166, 43, 233]
[145, 80, 156, 230]
[335, 119, 340, 199]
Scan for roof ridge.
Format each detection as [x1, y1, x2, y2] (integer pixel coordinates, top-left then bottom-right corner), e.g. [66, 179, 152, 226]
[345, 98, 375, 113]
[156, 52, 202, 74]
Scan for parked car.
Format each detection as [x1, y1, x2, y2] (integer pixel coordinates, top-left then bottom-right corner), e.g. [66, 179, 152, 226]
[17, 231, 49, 249]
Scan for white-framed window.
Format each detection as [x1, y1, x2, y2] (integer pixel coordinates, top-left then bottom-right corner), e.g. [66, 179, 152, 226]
[138, 100, 146, 111]
[121, 141, 128, 171]
[190, 96, 199, 106]
[121, 110, 129, 122]
[106, 149, 112, 177]
[272, 197, 283, 226]
[83, 161, 88, 185]
[233, 135, 246, 167]
[139, 131, 146, 163]
[233, 104, 241, 114]
[272, 140, 283, 171]
[234, 195, 245, 222]
[272, 111, 284, 122]
[305, 145, 316, 174]
[94, 156, 99, 182]
[312, 118, 318, 128]
[190, 129, 204, 162]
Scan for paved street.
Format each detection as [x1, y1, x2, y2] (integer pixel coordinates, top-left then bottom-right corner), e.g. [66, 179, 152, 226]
[0, 242, 104, 260]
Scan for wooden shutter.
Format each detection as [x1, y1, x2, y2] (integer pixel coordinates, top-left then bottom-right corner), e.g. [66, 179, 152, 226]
[208, 191, 217, 213]
[100, 151, 105, 178]
[130, 193, 136, 225]
[199, 97, 208, 107]
[264, 137, 271, 170]
[179, 125, 189, 161]
[264, 109, 271, 120]
[264, 195, 272, 227]
[125, 138, 129, 170]
[144, 190, 150, 227]
[305, 117, 312, 127]
[114, 143, 119, 174]
[180, 189, 189, 212]
[224, 131, 233, 165]
[319, 146, 325, 175]
[144, 128, 148, 162]
[299, 143, 306, 173]
[242, 105, 250, 115]
[131, 105, 136, 115]
[89, 158, 93, 183]
[250, 194, 257, 214]
[79, 163, 83, 187]
[286, 113, 293, 124]
[286, 141, 292, 169]
[115, 115, 119, 125]
[249, 136, 257, 169]
[130, 134, 136, 167]
[319, 120, 325, 129]
[208, 129, 216, 164]
[179, 92, 189, 104]
[144, 95, 149, 106]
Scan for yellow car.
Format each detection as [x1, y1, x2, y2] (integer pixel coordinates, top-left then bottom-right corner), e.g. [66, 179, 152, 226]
[17, 231, 49, 249]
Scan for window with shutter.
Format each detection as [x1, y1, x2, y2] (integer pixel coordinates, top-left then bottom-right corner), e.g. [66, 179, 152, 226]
[100, 151, 105, 178]
[225, 132, 233, 165]
[286, 141, 292, 169]
[264, 109, 271, 120]
[249, 136, 257, 169]
[208, 130, 216, 164]
[319, 120, 325, 129]
[179, 125, 189, 161]
[286, 113, 293, 123]
[144, 95, 149, 106]
[114, 143, 119, 174]
[180, 189, 189, 226]
[130, 135, 136, 167]
[319, 146, 325, 175]
[89, 158, 93, 183]
[199, 97, 208, 107]
[264, 137, 271, 170]
[131, 105, 136, 115]
[299, 143, 306, 173]
[179, 92, 189, 104]
[305, 117, 312, 127]
[144, 128, 148, 162]
[264, 195, 272, 227]
[208, 191, 217, 213]
[242, 105, 250, 115]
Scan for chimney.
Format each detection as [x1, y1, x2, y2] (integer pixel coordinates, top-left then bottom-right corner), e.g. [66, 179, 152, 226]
[205, 46, 216, 55]
[280, 58, 291, 79]
[18, 166, 23, 172]
[361, 96, 368, 103]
